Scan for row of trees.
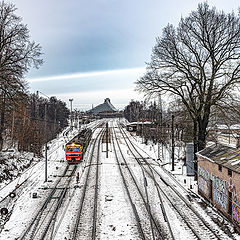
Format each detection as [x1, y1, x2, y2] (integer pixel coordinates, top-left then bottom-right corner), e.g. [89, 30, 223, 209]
[136, 3, 240, 154]
[124, 100, 159, 123]
[7, 94, 69, 154]
[124, 97, 240, 152]
[124, 99, 193, 145]
[0, 2, 70, 155]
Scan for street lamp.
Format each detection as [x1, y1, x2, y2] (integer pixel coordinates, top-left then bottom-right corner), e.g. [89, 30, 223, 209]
[69, 99, 73, 129]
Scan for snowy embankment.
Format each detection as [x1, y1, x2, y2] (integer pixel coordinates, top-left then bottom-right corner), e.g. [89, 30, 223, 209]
[0, 125, 79, 238]
[0, 123, 87, 196]
[0, 120, 103, 239]
[0, 150, 37, 188]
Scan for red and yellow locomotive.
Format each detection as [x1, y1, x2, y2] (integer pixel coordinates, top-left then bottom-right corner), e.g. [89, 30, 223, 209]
[65, 128, 92, 164]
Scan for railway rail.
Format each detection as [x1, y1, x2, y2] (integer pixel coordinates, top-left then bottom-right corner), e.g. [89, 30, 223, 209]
[72, 127, 103, 240]
[125, 121, 237, 237]
[19, 164, 76, 240]
[1, 122, 104, 239]
[118, 121, 235, 240]
[112, 126, 168, 239]
[0, 127, 74, 234]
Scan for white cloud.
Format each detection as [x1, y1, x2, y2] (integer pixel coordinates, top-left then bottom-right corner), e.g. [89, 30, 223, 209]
[28, 67, 145, 83]
[54, 88, 144, 111]
[29, 67, 146, 110]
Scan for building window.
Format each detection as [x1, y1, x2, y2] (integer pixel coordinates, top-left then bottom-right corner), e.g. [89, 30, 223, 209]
[218, 165, 222, 172]
[228, 169, 232, 177]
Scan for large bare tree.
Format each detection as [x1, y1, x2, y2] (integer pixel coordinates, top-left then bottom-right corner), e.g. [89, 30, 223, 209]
[136, 2, 240, 152]
[0, 1, 43, 149]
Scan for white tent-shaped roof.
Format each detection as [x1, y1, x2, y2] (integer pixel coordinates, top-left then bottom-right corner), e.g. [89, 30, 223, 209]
[88, 98, 117, 115]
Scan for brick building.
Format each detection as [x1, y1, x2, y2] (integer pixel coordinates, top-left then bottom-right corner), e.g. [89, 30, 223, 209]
[196, 144, 240, 229]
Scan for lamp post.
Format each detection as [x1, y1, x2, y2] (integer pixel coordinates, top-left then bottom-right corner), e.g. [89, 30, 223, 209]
[69, 99, 73, 129]
[44, 103, 48, 182]
[37, 91, 50, 182]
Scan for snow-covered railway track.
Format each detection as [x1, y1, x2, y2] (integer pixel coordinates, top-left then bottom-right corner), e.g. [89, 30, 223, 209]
[19, 164, 76, 240]
[72, 127, 103, 240]
[124, 122, 237, 239]
[112, 126, 167, 240]
[150, 165, 235, 240]
[0, 160, 48, 234]
[112, 127, 146, 239]
[119, 122, 234, 240]
[156, 177, 221, 239]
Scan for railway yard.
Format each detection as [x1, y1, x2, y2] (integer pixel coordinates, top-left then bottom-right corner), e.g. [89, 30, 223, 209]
[0, 119, 239, 240]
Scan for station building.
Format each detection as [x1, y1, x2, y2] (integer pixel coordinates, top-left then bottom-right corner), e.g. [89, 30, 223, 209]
[87, 98, 122, 118]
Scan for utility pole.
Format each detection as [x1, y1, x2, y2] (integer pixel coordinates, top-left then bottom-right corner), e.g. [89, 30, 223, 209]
[11, 110, 15, 144]
[35, 91, 40, 155]
[45, 103, 48, 182]
[54, 108, 57, 136]
[106, 122, 108, 158]
[69, 99, 73, 129]
[158, 95, 162, 161]
[36, 91, 53, 181]
[171, 114, 175, 171]
[142, 101, 145, 144]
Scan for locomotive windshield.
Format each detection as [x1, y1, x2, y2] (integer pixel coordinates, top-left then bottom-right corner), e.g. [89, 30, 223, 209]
[66, 147, 80, 152]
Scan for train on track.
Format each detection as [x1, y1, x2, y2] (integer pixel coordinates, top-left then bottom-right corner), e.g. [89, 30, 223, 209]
[65, 128, 92, 164]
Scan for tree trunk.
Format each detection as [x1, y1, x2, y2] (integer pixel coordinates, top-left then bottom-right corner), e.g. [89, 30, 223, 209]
[193, 120, 198, 153]
[193, 120, 198, 180]
[197, 105, 211, 151]
[198, 124, 206, 151]
[0, 94, 5, 150]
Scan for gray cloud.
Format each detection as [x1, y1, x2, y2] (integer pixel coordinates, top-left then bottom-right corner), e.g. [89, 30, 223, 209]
[9, 0, 240, 108]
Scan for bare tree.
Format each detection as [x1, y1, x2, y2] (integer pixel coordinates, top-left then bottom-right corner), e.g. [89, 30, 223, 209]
[136, 3, 240, 152]
[124, 100, 143, 122]
[0, 1, 43, 149]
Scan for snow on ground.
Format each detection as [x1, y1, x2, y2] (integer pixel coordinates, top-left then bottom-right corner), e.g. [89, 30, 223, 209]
[123, 127, 239, 239]
[0, 150, 38, 190]
[0, 125, 82, 239]
[127, 132, 198, 193]
[98, 143, 137, 239]
[0, 120, 104, 239]
[0, 119, 239, 239]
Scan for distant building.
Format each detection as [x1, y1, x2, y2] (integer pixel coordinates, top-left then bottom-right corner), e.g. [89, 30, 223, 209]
[126, 121, 152, 132]
[216, 133, 240, 148]
[126, 122, 138, 132]
[196, 143, 240, 231]
[208, 124, 240, 148]
[88, 98, 117, 115]
[87, 98, 122, 118]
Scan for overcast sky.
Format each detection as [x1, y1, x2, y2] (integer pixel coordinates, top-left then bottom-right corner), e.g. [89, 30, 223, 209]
[10, 0, 240, 110]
